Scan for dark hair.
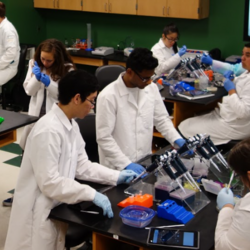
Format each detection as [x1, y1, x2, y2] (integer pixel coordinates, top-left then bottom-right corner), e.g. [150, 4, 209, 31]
[34, 39, 76, 82]
[228, 138, 250, 186]
[245, 43, 250, 48]
[58, 70, 99, 105]
[126, 48, 158, 72]
[0, 2, 6, 17]
[163, 23, 179, 54]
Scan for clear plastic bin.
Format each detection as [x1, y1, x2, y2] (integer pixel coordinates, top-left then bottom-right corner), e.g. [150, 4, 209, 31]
[119, 205, 156, 228]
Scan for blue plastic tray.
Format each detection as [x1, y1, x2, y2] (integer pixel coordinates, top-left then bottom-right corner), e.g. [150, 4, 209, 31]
[119, 205, 156, 228]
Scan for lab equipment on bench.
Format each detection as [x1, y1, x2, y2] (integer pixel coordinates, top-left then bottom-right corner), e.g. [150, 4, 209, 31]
[119, 205, 156, 228]
[117, 193, 153, 208]
[178, 134, 231, 184]
[124, 47, 134, 57]
[125, 149, 210, 214]
[91, 46, 114, 56]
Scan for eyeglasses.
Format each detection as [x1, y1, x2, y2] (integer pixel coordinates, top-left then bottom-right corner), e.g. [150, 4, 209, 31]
[133, 70, 154, 83]
[86, 98, 95, 106]
[165, 36, 178, 42]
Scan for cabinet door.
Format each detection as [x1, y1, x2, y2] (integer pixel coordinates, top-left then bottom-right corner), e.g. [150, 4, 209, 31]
[137, 0, 167, 17]
[83, 0, 108, 13]
[34, 0, 56, 9]
[59, 0, 82, 10]
[109, 0, 137, 15]
[167, 0, 200, 19]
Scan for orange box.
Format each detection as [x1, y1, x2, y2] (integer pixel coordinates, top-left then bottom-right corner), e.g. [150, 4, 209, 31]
[117, 194, 153, 208]
[204, 70, 213, 81]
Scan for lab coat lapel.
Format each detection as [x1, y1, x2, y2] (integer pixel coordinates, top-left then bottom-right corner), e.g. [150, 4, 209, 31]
[118, 76, 138, 109]
[138, 87, 148, 110]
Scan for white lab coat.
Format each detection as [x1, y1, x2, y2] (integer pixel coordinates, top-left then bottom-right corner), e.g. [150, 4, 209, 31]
[4, 103, 120, 250]
[96, 73, 181, 170]
[212, 60, 245, 77]
[215, 192, 250, 250]
[0, 17, 20, 86]
[178, 71, 250, 145]
[19, 59, 74, 149]
[151, 38, 181, 76]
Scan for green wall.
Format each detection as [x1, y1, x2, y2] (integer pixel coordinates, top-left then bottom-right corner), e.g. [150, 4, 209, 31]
[5, 0, 246, 59]
[4, 0, 46, 45]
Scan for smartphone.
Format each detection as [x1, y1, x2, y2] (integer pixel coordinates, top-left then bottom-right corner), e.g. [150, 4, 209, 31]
[147, 228, 200, 249]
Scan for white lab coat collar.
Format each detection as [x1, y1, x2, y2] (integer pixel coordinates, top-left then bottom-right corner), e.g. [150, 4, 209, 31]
[117, 72, 149, 108]
[0, 17, 7, 28]
[51, 103, 73, 132]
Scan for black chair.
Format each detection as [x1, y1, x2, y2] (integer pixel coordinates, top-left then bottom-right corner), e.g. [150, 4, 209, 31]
[95, 64, 125, 91]
[65, 223, 92, 250]
[2, 44, 29, 111]
[75, 113, 99, 163]
[217, 139, 241, 153]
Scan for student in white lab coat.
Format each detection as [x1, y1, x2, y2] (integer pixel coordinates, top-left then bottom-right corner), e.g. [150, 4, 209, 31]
[19, 38, 76, 149]
[0, 2, 20, 86]
[215, 138, 250, 250]
[178, 43, 250, 145]
[151, 23, 187, 76]
[96, 48, 187, 174]
[4, 70, 138, 250]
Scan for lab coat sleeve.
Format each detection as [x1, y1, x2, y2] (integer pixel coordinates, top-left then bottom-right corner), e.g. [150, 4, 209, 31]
[23, 59, 42, 96]
[0, 30, 18, 70]
[212, 61, 245, 76]
[215, 207, 250, 250]
[226, 86, 250, 120]
[96, 93, 132, 170]
[75, 137, 120, 186]
[153, 85, 181, 145]
[30, 131, 99, 204]
[153, 51, 181, 76]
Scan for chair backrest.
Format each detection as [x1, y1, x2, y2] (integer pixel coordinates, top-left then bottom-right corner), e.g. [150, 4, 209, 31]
[2, 44, 28, 110]
[75, 113, 99, 163]
[95, 65, 126, 91]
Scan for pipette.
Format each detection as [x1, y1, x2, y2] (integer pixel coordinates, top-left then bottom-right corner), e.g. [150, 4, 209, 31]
[170, 150, 201, 192]
[131, 158, 161, 183]
[227, 171, 235, 192]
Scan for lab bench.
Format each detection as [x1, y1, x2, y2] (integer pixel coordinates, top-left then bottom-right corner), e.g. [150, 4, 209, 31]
[0, 110, 38, 147]
[69, 49, 127, 67]
[50, 147, 219, 250]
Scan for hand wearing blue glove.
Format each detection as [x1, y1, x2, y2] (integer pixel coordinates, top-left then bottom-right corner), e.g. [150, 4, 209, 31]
[174, 138, 186, 148]
[216, 187, 234, 210]
[117, 170, 138, 184]
[93, 192, 113, 218]
[125, 163, 145, 175]
[40, 73, 50, 87]
[223, 79, 235, 92]
[223, 70, 234, 80]
[178, 45, 187, 57]
[201, 53, 213, 65]
[32, 61, 41, 81]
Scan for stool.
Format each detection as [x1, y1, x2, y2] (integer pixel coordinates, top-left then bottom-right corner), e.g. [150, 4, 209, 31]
[65, 223, 91, 250]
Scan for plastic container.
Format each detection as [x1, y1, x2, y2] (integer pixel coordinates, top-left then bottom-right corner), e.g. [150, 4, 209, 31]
[119, 205, 156, 228]
[201, 179, 222, 195]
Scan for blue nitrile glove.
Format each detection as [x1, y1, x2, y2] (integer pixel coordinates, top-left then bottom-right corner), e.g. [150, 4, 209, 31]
[201, 53, 213, 65]
[223, 79, 235, 92]
[178, 45, 187, 57]
[93, 192, 113, 218]
[32, 61, 41, 81]
[40, 73, 50, 87]
[175, 138, 194, 155]
[117, 170, 139, 184]
[125, 163, 145, 175]
[216, 187, 234, 210]
[223, 70, 234, 80]
[174, 138, 186, 148]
